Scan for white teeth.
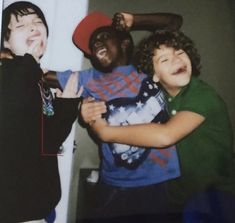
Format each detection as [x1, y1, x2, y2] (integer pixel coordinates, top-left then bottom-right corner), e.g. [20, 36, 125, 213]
[96, 48, 107, 59]
[173, 66, 186, 75]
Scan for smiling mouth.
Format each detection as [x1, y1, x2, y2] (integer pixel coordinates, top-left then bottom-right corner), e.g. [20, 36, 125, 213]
[95, 47, 107, 60]
[26, 33, 41, 46]
[173, 66, 187, 75]
[26, 39, 34, 46]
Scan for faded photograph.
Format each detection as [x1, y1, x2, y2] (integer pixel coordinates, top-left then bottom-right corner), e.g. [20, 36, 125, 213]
[1, 0, 235, 223]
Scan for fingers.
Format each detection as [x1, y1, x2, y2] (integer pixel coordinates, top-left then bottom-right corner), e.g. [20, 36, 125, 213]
[64, 72, 78, 90]
[0, 51, 13, 59]
[55, 88, 62, 97]
[61, 72, 81, 98]
[26, 39, 42, 62]
[77, 86, 84, 98]
[112, 12, 126, 31]
[83, 97, 95, 104]
[41, 68, 49, 74]
[81, 99, 107, 124]
[58, 72, 83, 98]
[112, 12, 133, 31]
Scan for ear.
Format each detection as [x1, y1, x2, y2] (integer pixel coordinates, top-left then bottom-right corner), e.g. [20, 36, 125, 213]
[153, 73, 160, 82]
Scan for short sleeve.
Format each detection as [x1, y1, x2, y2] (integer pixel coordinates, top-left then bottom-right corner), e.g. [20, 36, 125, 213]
[56, 70, 72, 89]
[178, 81, 225, 119]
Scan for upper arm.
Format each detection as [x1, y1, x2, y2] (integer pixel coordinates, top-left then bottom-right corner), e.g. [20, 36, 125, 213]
[56, 70, 74, 89]
[161, 111, 205, 146]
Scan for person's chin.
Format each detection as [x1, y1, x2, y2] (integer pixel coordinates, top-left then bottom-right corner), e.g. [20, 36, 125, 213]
[92, 59, 113, 72]
[99, 64, 113, 73]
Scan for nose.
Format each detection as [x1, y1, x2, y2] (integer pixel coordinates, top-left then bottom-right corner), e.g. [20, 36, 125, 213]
[173, 55, 182, 64]
[29, 23, 37, 32]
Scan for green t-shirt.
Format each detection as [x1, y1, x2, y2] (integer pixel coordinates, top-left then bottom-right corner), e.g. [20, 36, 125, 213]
[165, 76, 235, 206]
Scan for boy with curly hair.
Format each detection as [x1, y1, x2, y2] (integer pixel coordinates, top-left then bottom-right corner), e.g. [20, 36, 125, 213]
[86, 30, 235, 222]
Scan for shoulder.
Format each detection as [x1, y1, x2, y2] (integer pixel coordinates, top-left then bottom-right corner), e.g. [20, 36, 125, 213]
[79, 67, 99, 80]
[188, 77, 224, 104]
[178, 77, 227, 117]
[1, 54, 41, 78]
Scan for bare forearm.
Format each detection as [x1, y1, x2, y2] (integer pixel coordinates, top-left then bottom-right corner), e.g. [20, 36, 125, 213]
[93, 111, 204, 148]
[132, 13, 183, 31]
[98, 123, 173, 148]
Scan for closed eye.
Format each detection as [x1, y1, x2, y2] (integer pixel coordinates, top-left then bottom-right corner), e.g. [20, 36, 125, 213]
[160, 58, 168, 63]
[15, 24, 24, 28]
[96, 32, 112, 41]
[176, 50, 185, 55]
[34, 19, 43, 24]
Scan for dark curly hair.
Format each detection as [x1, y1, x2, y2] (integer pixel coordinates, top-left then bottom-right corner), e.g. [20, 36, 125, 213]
[133, 30, 201, 77]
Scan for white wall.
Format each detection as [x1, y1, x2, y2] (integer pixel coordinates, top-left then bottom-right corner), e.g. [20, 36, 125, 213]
[0, 0, 3, 46]
[2, 0, 88, 222]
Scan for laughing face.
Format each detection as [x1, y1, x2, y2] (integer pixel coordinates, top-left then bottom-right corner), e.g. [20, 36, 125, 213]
[89, 27, 123, 72]
[152, 45, 192, 96]
[4, 9, 47, 59]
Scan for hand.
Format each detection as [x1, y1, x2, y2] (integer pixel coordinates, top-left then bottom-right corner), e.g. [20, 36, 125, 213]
[81, 97, 107, 125]
[0, 49, 13, 59]
[41, 68, 49, 74]
[56, 72, 83, 98]
[26, 39, 44, 62]
[112, 12, 134, 31]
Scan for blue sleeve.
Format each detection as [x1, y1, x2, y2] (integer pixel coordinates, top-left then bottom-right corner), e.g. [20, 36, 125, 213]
[57, 68, 93, 97]
[56, 70, 72, 89]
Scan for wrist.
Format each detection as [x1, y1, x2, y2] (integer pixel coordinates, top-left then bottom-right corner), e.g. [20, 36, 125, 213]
[122, 12, 134, 29]
[92, 122, 110, 141]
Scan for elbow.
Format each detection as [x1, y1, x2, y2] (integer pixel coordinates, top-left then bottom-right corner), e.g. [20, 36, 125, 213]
[154, 133, 176, 148]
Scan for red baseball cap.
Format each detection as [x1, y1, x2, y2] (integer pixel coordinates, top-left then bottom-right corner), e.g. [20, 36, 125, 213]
[72, 11, 112, 55]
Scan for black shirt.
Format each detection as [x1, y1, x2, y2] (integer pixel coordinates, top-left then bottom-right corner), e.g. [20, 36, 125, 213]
[0, 54, 79, 222]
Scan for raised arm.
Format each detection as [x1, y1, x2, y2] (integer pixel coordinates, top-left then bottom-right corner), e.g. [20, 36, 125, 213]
[112, 12, 183, 32]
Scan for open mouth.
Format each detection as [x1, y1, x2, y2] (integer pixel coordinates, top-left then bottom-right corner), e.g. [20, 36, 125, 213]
[26, 39, 34, 46]
[172, 66, 187, 75]
[95, 47, 107, 60]
[26, 33, 41, 46]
